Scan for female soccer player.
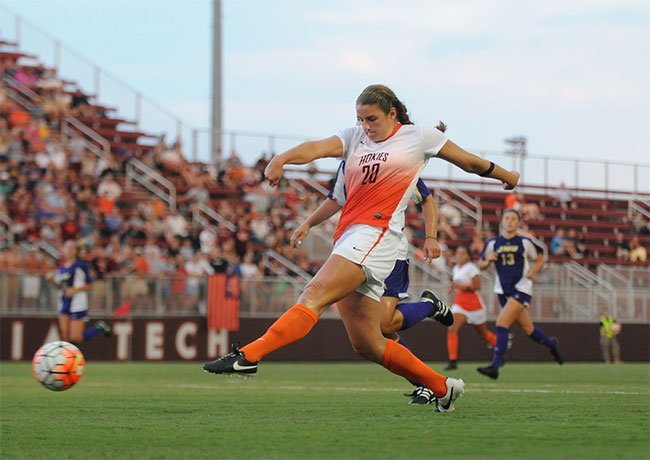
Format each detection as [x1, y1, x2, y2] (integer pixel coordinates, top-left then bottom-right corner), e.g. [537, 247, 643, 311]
[46, 240, 111, 345]
[291, 165, 452, 405]
[477, 209, 564, 380]
[445, 245, 497, 370]
[204, 84, 519, 413]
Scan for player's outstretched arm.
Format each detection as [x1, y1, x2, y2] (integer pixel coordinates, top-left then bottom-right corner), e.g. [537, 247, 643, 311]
[290, 198, 342, 248]
[421, 194, 441, 261]
[265, 136, 343, 187]
[437, 140, 519, 190]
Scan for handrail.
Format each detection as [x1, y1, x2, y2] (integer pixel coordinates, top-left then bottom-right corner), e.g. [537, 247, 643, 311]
[435, 188, 482, 229]
[563, 261, 618, 317]
[37, 240, 60, 261]
[2, 73, 38, 99]
[125, 158, 177, 211]
[0, 81, 36, 112]
[62, 115, 111, 155]
[597, 264, 633, 288]
[301, 176, 330, 196]
[628, 197, 650, 219]
[264, 249, 312, 282]
[194, 202, 236, 232]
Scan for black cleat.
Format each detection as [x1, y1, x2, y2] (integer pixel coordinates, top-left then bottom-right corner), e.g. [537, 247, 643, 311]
[405, 386, 435, 405]
[203, 345, 258, 376]
[444, 360, 458, 370]
[550, 337, 565, 365]
[477, 365, 499, 380]
[421, 289, 453, 326]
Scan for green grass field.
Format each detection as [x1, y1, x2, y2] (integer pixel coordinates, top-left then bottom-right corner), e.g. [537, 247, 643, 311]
[1, 361, 649, 459]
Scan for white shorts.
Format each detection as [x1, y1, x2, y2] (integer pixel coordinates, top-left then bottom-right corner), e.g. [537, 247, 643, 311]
[451, 304, 487, 325]
[332, 224, 401, 302]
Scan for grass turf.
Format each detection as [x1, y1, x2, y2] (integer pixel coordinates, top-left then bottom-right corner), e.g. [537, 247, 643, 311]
[1, 361, 648, 459]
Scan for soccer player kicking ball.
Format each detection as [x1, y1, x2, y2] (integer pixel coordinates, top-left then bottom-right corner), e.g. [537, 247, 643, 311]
[476, 209, 564, 380]
[204, 84, 519, 413]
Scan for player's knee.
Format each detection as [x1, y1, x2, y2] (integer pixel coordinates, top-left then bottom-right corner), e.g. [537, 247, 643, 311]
[349, 338, 382, 362]
[298, 281, 327, 309]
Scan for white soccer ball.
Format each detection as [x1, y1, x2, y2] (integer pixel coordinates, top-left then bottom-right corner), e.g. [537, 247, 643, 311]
[32, 341, 85, 391]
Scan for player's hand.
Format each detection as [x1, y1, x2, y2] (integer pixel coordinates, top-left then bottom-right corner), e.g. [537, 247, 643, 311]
[290, 224, 310, 248]
[264, 157, 285, 187]
[64, 287, 76, 296]
[487, 253, 498, 263]
[503, 171, 520, 190]
[423, 238, 441, 262]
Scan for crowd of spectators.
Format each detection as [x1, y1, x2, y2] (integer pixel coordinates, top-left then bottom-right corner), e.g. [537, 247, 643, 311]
[2, 52, 648, 316]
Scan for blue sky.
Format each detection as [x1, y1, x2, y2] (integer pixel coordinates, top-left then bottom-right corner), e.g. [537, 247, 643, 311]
[1, 0, 648, 190]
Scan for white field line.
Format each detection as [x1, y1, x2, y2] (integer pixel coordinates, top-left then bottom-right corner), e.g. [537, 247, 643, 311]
[151, 383, 649, 396]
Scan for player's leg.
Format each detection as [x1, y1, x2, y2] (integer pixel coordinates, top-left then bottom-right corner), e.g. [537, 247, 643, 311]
[445, 312, 466, 370]
[515, 308, 564, 364]
[203, 254, 365, 374]
[380, 296, 433, 404]
[600, 334, 611, 363]
[477, 296, 523, 379]
[379, 259, 450, 334]
[58, 314, 70, 342]
[69, 319, 85, 344]
[337, 292, 464, 411]
[391, 291, 453, 331]
[473, 322, 496, 348]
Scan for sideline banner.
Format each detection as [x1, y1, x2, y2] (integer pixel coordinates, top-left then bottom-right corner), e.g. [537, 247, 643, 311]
[1, 316, 648, 362]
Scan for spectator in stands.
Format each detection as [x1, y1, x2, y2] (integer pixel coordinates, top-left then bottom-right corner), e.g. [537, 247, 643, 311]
[240, 251, 261, 280]
[614, 232, 630, 261]
[198, 224, 217, 254]
[96, 173, 122, 215]
[469, 227, 485, 259]
[208, 245, 229, 274]
[89, 246, 118, 310]
[632, 212, 650, 236]
[440, 201, 462, 227]
[505, 192, 541, 220]
[629, 235, 647, 262]
[163, 209, 189, 239]
[567, 228, 588, 258]
[550, 228, 580, 258]
[553, 182, 577, 211]
[14, 67, 38, 88]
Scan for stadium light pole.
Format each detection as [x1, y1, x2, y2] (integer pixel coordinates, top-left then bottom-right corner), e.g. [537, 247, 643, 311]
[211, 0, 222, 169]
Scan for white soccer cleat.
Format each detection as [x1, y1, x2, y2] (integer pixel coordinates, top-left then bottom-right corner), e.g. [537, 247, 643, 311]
[433, 377, 465, 413]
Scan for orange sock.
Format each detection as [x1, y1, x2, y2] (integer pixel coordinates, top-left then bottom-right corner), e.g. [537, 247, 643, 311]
[485, 331, 496, 348]
[240, 304, 318, 362]
[382, 339, 447, 397]
[447, 332, 458, 361]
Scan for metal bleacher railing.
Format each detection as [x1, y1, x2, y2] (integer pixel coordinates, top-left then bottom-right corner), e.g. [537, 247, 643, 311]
[1, 267, 648, 323]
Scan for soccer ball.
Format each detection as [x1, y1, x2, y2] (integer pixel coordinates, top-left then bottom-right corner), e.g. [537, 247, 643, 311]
[32, 341, 85, 391]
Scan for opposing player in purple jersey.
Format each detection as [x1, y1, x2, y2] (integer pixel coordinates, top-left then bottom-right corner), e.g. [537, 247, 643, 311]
[46, 240, 111, 346]
[476, 209, 564, 379]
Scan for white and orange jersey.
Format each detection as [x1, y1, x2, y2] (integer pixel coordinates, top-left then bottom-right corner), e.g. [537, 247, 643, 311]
[334, 124, 447, 242]
[452, 261, 483, 311]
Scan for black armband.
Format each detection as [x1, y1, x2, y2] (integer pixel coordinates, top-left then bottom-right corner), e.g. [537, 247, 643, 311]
[479, 161, 495, 177]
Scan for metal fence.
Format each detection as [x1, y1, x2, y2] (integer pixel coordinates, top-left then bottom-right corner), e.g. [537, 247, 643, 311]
[2, 267, 648, 324]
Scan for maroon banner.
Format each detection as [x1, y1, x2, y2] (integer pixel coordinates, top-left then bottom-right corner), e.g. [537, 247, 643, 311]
[1, 316, 648, 362]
